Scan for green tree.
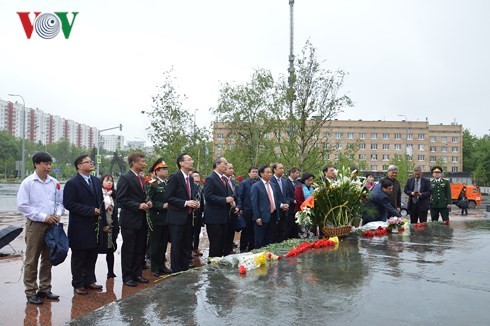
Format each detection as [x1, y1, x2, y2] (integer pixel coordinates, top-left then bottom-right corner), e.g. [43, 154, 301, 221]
[389, 156, 415, 189]
[142, 68, 210, 170]
[0, 131, 19, 178]
[462, 129, 478, 172]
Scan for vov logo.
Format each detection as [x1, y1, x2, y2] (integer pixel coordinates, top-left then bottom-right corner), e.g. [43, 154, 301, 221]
[17, 12, 79, 39]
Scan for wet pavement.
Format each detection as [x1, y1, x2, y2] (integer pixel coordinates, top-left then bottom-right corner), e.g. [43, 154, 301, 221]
[2, 181, 490, 325]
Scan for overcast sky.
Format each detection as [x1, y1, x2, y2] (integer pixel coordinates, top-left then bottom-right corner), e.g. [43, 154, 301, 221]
[1, 0, 489, 145]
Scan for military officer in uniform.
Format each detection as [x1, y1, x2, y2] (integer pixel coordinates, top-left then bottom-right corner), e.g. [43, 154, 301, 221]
[148, 158, 172, 276]
[429, 166, 452, 222]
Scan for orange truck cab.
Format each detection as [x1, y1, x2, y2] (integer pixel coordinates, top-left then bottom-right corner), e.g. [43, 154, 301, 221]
[451, 183, 482, 209]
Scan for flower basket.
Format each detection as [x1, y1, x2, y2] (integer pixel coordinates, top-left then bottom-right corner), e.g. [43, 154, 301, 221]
[321, 225, 353, 238]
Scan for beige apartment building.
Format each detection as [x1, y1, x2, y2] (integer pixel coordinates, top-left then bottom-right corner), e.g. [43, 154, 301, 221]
[213, 119, 463, 173]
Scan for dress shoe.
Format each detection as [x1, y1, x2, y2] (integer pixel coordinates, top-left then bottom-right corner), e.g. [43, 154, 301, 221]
[136, 276, 149, 283]
[124, 280, 137, 287]
[37, 291, 59, 300]
[74, 288, 88, 295]
[86, 283, 103, 290]
[26, 294, 43, 305]
[151, 271, 161, 277]
[107, 273, 117, 279]
[160, 267, 173, 274]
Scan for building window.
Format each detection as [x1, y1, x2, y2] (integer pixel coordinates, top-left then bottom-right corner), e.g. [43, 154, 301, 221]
[383, 133, 389, 139]
[324, 132, 330, 138]
[394, 144, 401, 150]
[430, 136, 436, 143]
[382, 154, 389, 161]
[336, 142, 342, 149]
[371, 154, 377, 160]
[430, 146, 436, 152]
[382, 164, 390, 171]
[452, 156, 458, 163]
[452, 167, 459, 172]
[452, 146, 458, 152]
[407, 133, 413, 140]
[394, 154, 402, 160]
[371, 143, 378, 150]
[347, 132, 354, 139]
[371, 133, 377, 139]
[336, 132, 342, 139]
[441, 136, 448, 143]
[359, 133, 366, 139]
[394, 133, 401, 140]
[217, 133, 223, 140]
[441, 156, 448, 163]
[359, 154, 366, 160]
[418, 155, 425, 161]
[418, 133, 425, 140]
[334, 154, 339, 160]
[359, 143, 366, 150]
[371, 165, 377, 171]
[441, 146, 447, 153]
[452, 137, 459, 143]
[430, 156, 436, 162]
[418, 144, 425, 151]
[383, 144, 390, 150]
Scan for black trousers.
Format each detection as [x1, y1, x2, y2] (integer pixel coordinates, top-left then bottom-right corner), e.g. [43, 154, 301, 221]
[121, 227, 146, 282]
[224, 214, 237, 255]
[409, 202, 428, 224]
[254, 214, 277, 249]
[149, 224, 170, 273]
[239, 211, 254, 252]
[207, 223, 227, 258]
[275, 210, 289, 243]
[169, 215, 192, 273]
[71, 248, 98, 289]
[192, 210, 203, 251]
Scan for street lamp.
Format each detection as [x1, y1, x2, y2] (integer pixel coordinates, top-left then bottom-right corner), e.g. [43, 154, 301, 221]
[8, 94, 26, 180]
[96, 124, 122, 177]
[398, 114, 409, 158]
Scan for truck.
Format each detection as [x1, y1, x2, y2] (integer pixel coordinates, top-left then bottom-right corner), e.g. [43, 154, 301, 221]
[451, 183, 482, 209]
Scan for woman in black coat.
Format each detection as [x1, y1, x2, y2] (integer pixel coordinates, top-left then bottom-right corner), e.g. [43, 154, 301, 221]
[98, 175, 120, 278]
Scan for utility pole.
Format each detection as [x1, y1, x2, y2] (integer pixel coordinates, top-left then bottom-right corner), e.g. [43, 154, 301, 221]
[288, 0, 295, 121]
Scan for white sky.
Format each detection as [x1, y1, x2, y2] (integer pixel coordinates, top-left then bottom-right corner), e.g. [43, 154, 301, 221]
[1, 0, 489, 145]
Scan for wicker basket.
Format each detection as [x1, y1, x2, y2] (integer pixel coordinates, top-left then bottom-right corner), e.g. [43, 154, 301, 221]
[321, 225, 353, 238]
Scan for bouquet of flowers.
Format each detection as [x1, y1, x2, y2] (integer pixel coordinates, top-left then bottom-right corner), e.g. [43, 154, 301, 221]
[295, 167, 369, 230]
[386, 217, 407, 232]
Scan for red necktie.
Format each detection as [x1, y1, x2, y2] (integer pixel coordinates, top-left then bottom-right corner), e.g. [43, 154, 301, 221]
[186, 177, 191, 198]
[138, 175, 144, 191]
[266, 182, 276, 213]
[221, 176, 227, 187]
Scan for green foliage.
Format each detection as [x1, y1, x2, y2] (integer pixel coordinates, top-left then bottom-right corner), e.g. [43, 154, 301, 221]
[388, 156, 415, 189]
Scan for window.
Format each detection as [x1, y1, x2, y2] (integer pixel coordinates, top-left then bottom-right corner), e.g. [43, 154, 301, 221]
[217, 133, 224, 140]
[382, 164, 390, 171]
[359, 143, 366, 150]
[407, 133, 413, 140]
[335, 132, 342, 139]
[359, 154, 366, 160]
[325, 143, 331, 149]
[418, 155, 425, 161]
[430, 156, 436, 162]
[441, 136, 448, 143]
[383, 133, 389, 139]
[394, 154, 402, 160]
[394, 144, 401, 150]
[383, 144, 390, 150]
[334, 154, 339, 160]
[324, 132, 330, 138]
[430, 136, 436, 142]
[347, 132, 354, 139]
[217, 144, 223, 150]
[418, 144, 425, 151]
[418, 133, 425, 140]
[371, 133, 377, 139]
[382, 154, 389, 161]
[371, 165, 377, 171]
[336, 143, 342, 149]
[359, 133, 366, 139]
[452, 167, 459, 172]
[452, 156, 458, 163]
[452, 146, 458, 152]
[441, 156, 448, 162]
[371, 154, 378, 160]
[371, 143, 378, 150]
[394, 133, 401, 140]
[430, 146, 436, 152]
[452, 137, 459, 143]
[441, 146, 447, 153]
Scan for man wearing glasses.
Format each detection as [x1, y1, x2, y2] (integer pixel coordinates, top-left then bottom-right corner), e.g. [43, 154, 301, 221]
[63, 155, 106, 295]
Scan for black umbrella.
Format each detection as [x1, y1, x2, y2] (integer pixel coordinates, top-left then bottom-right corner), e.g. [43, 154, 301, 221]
[0, 225, 23, 252]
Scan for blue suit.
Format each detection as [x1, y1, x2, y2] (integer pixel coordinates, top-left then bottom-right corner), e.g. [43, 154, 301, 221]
[271, 175, 291, 242]
[251, 179, 281, 248]
[236, 177, 258, 251]
[363, 183, 401, 222]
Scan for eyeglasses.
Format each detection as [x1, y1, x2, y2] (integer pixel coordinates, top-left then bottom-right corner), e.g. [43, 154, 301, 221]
[81, 160, 94, 164]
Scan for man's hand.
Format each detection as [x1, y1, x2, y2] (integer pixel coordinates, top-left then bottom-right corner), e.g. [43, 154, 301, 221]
[139, 203, 150, 211]
[256, 218, 262, 226]
[186, 200, 200, 208]
[163, 203, 168, 209]
[45, 215, 60, 225]
[94, 208, 100, 216]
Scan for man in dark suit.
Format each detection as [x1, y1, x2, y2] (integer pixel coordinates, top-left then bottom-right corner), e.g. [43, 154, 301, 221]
[251, 165, 281, 249]
[203, 157, 236, 258]
[63, 155, 106, 295]
[286, 167, 300, 238]
[191, 171, 205, 257]
[403, 166, 432, 223]
[363, 179, 401, 223]
[223, 162, 238, 255]
[381, 165, 402, 213]
[164, 153, 200, 272]
[117, 152, 152, 287]
[270, 162, 290, 242]
[236, 166, 258, 252]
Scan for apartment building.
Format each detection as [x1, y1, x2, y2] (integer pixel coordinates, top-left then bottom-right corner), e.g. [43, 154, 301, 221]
[213, 119, 463, 172]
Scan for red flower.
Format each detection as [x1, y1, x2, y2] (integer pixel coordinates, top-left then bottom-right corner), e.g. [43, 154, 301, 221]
[236, 176, 243, 182]
[239, 265, 246, 274]
[56, 183, 61, 190]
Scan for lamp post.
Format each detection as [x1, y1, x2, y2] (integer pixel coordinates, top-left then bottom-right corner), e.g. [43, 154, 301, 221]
[96, 124, 122, 177]
[8, 94, 26, 180]
[398, 115, 409, 159]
